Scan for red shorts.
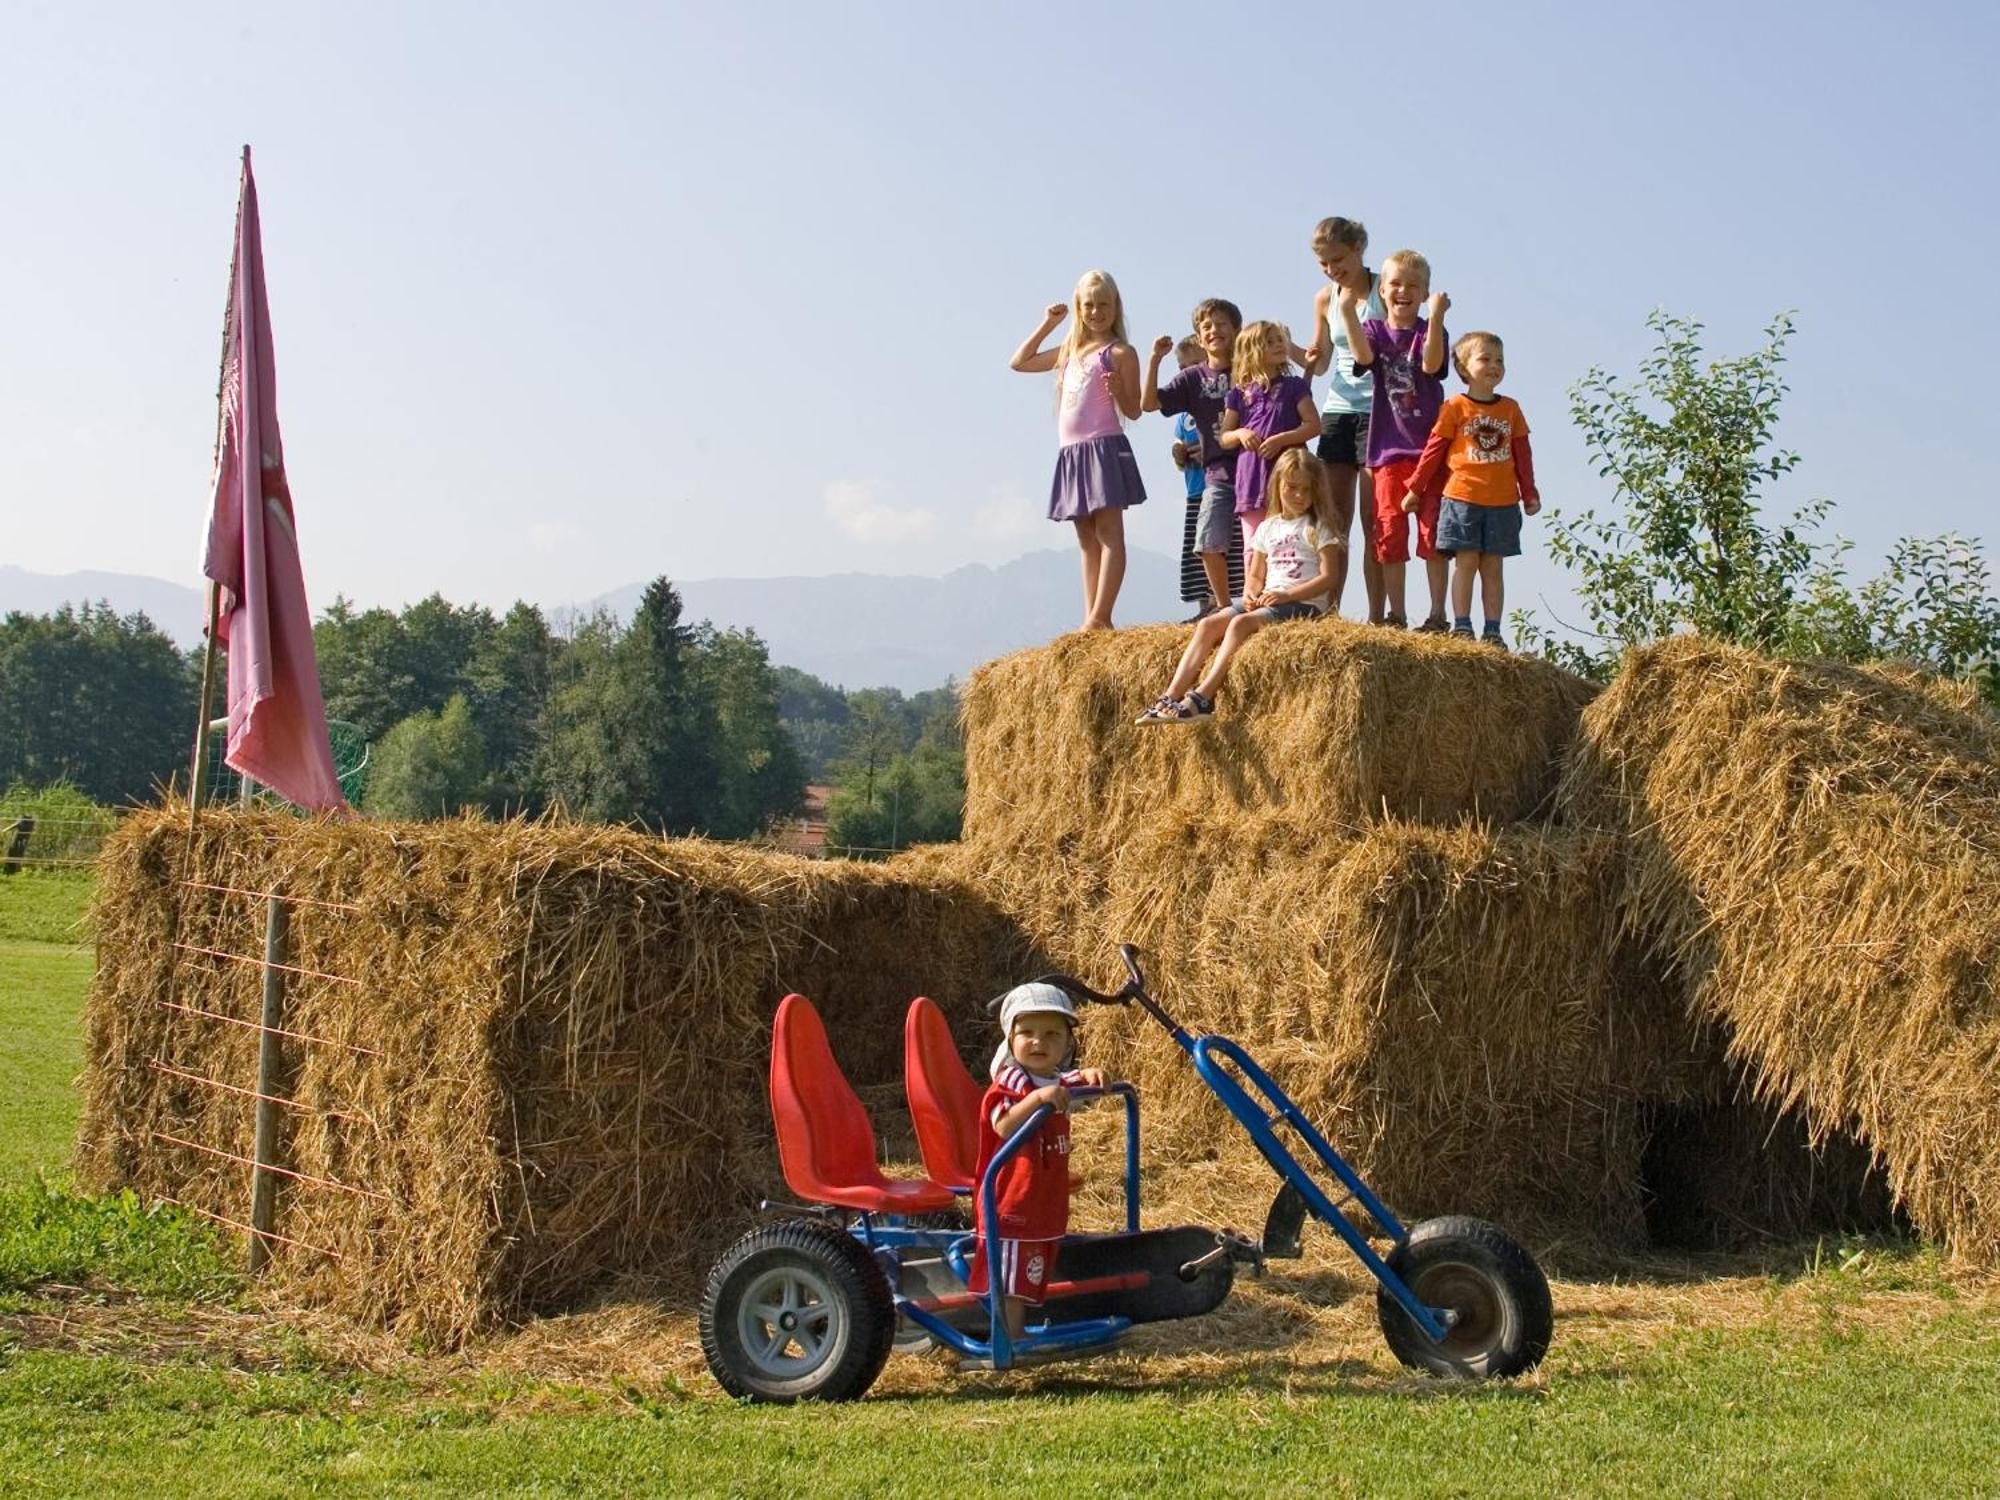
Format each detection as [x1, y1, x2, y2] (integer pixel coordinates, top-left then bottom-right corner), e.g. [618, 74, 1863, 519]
[1370, 457, 1439, 565]
[967, 1237, 1060, 1304]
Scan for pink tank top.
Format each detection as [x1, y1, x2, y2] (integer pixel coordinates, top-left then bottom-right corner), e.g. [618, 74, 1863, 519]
[1057, 344, 1123, 447]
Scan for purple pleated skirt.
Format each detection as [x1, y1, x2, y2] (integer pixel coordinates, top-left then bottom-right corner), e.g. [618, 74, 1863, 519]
[1048, 434, 1147, 522]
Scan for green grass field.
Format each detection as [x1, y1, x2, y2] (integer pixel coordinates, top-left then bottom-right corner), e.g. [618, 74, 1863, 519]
[2, 872, 1996, 1496]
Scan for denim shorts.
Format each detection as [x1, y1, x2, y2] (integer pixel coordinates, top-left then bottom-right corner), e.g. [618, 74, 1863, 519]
[1229, 599, 1319, 625]
[1194, 480, 1237, 554]
[1436, 498, 1523, 557]
[1316, 410, 1371, 468]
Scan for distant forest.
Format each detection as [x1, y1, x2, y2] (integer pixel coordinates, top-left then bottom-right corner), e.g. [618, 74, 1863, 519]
[0, 580, 963, 853]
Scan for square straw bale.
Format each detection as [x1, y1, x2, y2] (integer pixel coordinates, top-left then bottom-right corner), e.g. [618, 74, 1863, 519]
[1557, 636, 2000, 1264]
[959, 621, 1597, 848]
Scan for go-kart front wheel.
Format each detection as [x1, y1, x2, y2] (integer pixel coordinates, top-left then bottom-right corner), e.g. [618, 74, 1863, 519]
[700, 1220, 895, 1402]
[1376, 1216, 1552, 1378]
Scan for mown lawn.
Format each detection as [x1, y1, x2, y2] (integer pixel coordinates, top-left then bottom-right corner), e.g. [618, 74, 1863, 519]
[0, 872, 92, 1182]
[2, 870, 1996, 1497]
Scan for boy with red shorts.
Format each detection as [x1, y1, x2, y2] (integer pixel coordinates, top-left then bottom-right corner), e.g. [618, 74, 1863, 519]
[1336, 249, 1450, 630]
[968, 983, 1106, 1342]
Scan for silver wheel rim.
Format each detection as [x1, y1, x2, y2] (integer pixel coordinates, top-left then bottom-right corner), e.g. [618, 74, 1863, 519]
[737, 1264, 846, 1380]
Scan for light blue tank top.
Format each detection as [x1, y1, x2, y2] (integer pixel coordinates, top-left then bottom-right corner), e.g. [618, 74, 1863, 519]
[1321, 272, 1385, 417]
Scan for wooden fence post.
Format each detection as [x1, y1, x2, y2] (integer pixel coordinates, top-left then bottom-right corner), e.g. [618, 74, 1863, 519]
[247, 893, 290, 1272]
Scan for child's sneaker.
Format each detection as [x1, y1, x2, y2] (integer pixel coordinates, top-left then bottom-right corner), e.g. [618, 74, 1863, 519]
[1415, 615, 1449, 634]
[1135, 695, 1183, 724]
[1450, 622, 1475, 641]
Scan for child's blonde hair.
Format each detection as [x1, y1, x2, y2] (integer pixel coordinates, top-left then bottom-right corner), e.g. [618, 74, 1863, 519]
[1266, 448, 1333, 529]
[1231, 320, 1291, 391]
[1452, 330, 1503, 382]
[1055, 269, 1128, 378]
[1380, 249, 1432, 289]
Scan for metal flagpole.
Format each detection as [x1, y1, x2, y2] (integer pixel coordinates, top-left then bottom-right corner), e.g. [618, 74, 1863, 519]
[188, 148, 248, 830]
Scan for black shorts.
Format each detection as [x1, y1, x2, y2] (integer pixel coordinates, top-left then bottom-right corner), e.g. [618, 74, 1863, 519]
[1316, 411, 1371, 469]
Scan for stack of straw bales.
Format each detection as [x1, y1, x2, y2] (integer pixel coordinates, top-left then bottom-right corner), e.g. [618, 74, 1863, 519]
[87, 619, 1998, 1341]
[1558, 637, 2000, 1263]
[80, 811, 1035, 1342]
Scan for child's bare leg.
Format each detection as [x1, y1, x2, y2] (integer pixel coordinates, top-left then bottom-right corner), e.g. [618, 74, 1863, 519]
[1359, 469, 1385, 622]
[1163, 612, 1231, 698]
[1381, 560, 1407, 621]
[1422, 553, 1450, 624]
[1200, 551, 1230, 608]
[1451, 551, 1483, 620]
[1327, 461, 1359, 613]
[1084, 509, 1127, 630]
[1480, 554, 1505, 625]
[1003, 1296, 1027, 1340]
[1072, 518, 1102, 629]
[1192, 611, 1267, 699]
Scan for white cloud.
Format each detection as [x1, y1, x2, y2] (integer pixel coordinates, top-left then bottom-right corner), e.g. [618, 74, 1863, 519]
[822, 479, 938, 542]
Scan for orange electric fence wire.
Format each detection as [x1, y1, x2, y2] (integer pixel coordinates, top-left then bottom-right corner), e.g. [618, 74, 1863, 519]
[144, 1057, 369, 1126]
[169, 939, 361, 987]
[150, 1131, 395, 1204]
[155, 999, 386, 1058]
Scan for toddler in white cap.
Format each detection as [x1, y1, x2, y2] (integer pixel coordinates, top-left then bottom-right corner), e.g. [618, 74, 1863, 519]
[968, 982, 1111, 1342]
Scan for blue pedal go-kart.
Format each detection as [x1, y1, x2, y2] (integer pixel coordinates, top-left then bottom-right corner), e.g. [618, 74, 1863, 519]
[700, 945, 1553, 1401]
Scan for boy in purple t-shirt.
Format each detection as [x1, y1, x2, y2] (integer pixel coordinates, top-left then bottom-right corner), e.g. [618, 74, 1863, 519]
[1338, 249, 1449, 630]
[1145, 298, 1245, 611]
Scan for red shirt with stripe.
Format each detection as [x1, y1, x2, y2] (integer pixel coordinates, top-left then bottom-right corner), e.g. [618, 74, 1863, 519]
[973, 1063, 1083, 1241]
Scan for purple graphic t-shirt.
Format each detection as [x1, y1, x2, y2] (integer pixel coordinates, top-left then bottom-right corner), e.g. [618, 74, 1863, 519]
[1358, 319, 1446, 466]
[1157, 363, 1235, 486]
[1225, 373, 1314, 516]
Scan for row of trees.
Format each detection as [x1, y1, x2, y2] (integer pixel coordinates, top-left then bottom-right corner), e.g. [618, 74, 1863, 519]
[321, 579, 806, 835]
[0, 605, 195, 804]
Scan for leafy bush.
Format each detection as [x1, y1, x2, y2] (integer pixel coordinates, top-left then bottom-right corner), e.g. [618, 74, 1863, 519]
[0, 1179, 240, 1302]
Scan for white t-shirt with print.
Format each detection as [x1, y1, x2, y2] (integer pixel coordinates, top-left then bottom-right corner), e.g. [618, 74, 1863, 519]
[1250, 513, 1338, 614]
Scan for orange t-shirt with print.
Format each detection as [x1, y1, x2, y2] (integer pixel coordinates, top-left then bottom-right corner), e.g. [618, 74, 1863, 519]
[1411, 395, 1531, 508]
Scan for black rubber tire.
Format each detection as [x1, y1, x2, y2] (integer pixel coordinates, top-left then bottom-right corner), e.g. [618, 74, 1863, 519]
[699, 1220, 896, 1403]
[1376, 1216, 1553, 1378]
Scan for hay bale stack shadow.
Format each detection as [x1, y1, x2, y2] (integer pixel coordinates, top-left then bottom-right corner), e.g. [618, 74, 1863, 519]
[1558, 636, 2000, 1265]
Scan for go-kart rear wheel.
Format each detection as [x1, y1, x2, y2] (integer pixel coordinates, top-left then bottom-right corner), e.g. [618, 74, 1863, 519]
[700, 1220, 895, 1402]
[1376, 1216, 1552, 1379]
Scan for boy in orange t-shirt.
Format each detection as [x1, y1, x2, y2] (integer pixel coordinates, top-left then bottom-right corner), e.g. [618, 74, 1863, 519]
[1403, 331, 1541, 648]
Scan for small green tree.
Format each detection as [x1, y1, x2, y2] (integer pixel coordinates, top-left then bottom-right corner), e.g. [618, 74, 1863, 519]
[363, 694, 488, 820]
[1524, 311, 2000, 696]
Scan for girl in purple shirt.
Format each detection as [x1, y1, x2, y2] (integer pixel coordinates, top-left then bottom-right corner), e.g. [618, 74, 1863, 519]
[1219, 322, 1319, 554]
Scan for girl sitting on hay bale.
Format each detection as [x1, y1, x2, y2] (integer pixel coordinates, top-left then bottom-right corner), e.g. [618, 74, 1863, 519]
[1136, 449, 1342, 722]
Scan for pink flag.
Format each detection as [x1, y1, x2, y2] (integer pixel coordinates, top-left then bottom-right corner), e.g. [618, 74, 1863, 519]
[202, 148, 347, 813]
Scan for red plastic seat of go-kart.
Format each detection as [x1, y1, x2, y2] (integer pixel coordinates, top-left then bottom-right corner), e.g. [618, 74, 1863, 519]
[904, 996, 983, 1192]
[769, 993, 956, 1216]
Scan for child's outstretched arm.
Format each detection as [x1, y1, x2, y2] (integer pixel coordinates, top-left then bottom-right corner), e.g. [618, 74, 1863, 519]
[1142, 335, 1172, 413]
[1514, 429, 1541, 515]
[1337, 285, 1373, 369]
[1404, 409, 1456, 513]
[1421, 292, 1451, 376]
[1107, 343, 1143, 421]
[1299, 285, 1334, 377]
[1010, 302, 1068, 373]
[1259, 391, 1321, 460]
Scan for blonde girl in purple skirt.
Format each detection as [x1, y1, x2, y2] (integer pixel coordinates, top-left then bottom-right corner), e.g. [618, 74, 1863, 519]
[1010, 270, 1147, 631]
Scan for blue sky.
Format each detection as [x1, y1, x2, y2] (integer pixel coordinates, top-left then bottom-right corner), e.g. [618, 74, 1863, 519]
[2, 1, 1994, 637]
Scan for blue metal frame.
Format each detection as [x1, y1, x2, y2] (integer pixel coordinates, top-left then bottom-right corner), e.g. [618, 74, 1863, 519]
[1185, 1034, 1452, 1343]
[846, 1083, 1141, 1369]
